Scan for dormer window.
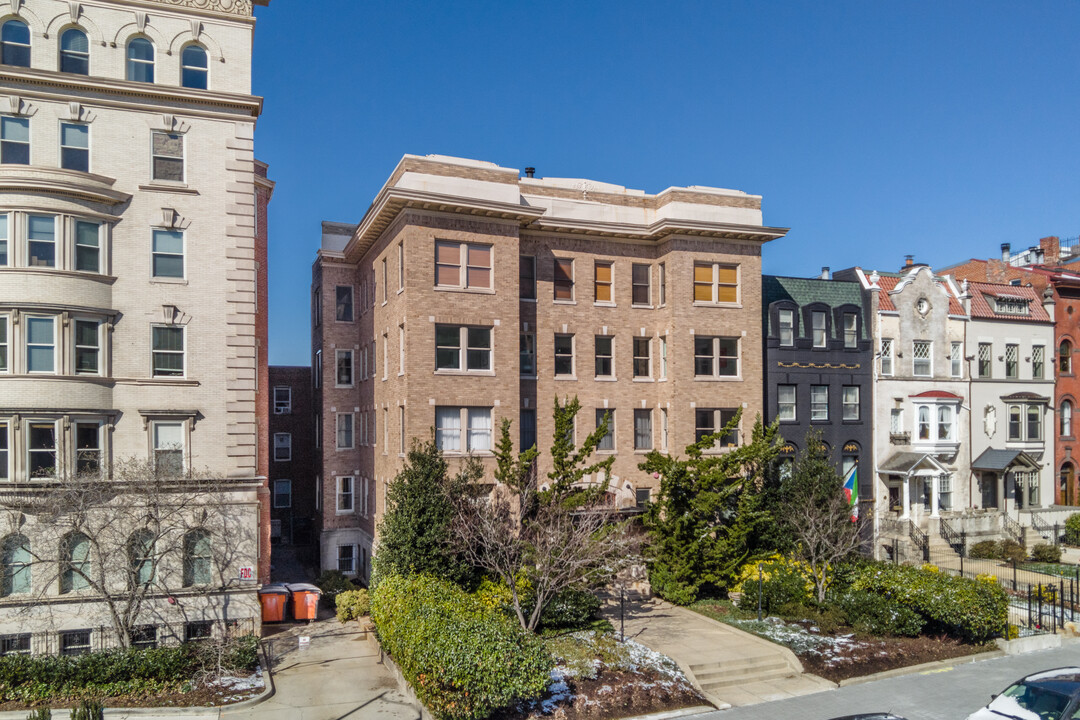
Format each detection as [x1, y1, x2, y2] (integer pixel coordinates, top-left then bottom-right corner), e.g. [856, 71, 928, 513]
[993, 296, 1030, 315]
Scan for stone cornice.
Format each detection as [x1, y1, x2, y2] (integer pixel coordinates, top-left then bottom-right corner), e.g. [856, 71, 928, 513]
[0, 165, 131, 205]
[104, 0, 261, 20]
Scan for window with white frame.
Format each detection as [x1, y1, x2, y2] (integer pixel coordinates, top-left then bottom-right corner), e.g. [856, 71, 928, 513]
[520, 333, 536, 376]
[0, 315, 6, 372]
[978, 342, 992, 378]
[594, 336, 613, 378]
[634, 409, 652, 450]
[74, 221, 100, 273]
[152, 421, 184, 476]
[435, 407, 492, 453]
[151, 326, 184, 377]
[60, 28, 89, 74]
[595, 409, 614, 451]
[1005, 343, 1019, 379]
[127, 37, 155, 82]
[778, 308, 794, 346]
[435, 240, 491, 290]
[273, 433, 291, 462]
[633, 337, 651, 378]
[26, 316, 55, 373]
[777, 385, 796, 421]
[1007, 404, 1043, 442]
[880, 338, 893, 375]
[1034, 345, 1045, 380]
[554, 258, 574, 301]
[273, 386, 291, 414]
[398, 242, 404, 291]
[73, 320, 99, 375]
[0, 214, 7, 266]
[950, 342, 963, 378]
[381, 257, 387, 303]
[382, 332, 388, 380]
[27, 215, 55, 268]
[27, 421, 56, 478]
[939, 474, 953, 511]
[694, 336, 738, 378]
[150, 132, 183, 182]
[914, 404, 957, 443]
[274, 479, 291, 508]
[842, 386, 860, 421]
[658, 263, 666, 306]
[0, 116, 28, 165]
[336, 413, 354, 449]
[335, 286, 353, 322]
[151, 229, 184, 279]
[519, 255, 536, 300]
[336, 350, 353, 386]
[843, 313, 858, 348]
[0, 421, 8, 480]
[435, 325, 491, 372]
[890, 408, 904, 434]
[1, 20, 30, 67]
[337, 476, 354, 513]
[917, 406, 931, 440]
[337, 544, 355, 572]
[810, 385, 828, 421]
[75, 422, 100, 475]
[811, 311, 826, 348]
[937, 405, 953, 441]
[913, 340, 931, 376]
[632, 264, 651, 305]
[554, 334, 574, 376]
[661, 407, 669, 452]
[1061, 400, 1073, 437]
[180, 44, 208, 89]
[60, 122, 89, 173]
[693, 263, 738, 304]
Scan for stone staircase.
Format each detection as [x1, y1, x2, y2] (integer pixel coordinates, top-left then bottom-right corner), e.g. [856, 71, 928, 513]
[689, 648, 833, 708]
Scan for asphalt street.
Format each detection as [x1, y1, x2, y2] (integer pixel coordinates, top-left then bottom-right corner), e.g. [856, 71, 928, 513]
[684, 641, 1080, 720]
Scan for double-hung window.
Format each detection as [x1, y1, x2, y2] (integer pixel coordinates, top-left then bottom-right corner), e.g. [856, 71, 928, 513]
[0, 315, 6, 373]
[127, 38, 155, 82]
[336, 350, 353, 386]
[938, 406, 954, 441]
[694, 336, 738, 378]
[0, 421, 8, 480]
[913, 340, 931, 376]
[74, 320, 99, 375]
[435, 407, 492, 453]
[26, 316, 55, 373]
[778, 309, 794, 346]
[273, 386, 291, 414]
[633, 337, 651, 378]
[153, 422, 184, 475]
[950, 342, 963, 378]
[27, 215, 55, 267]
[918, 406, 931, 440]
[594, 262, 613, 303]
[151, 132, 183, 182]
[181, 44, 209, 89]
[336, 414, 354, 450]
[75, 423, 100, 475]
[0, 214, 7, 266]
[435, 325, 491, 372]
[336, 286, 353, 322]
[695, 409, 739, 447]
[520, 333, 536, 376]
[152, 326, 184, 377]
[843, 386, 860, 421]
[596, 409, 614, 451]
[693, 263, 737, 304]
[978, 342, 992, 378]
[28, 422, 56, 478]
[1005, 343, 1019, 379]
[554, 258, 574, 301]
[658, 263, 666, 305]
[337, 477, 354, 513]
[811, 311, 826, 348]
[1033, 345, 1045, 380]
[75, 221, 100, 273]
[0, 116, 28, 165]
[435, 240, 491, 290]
[0, 21, 29, 67]
[554, 334, 574, 376]
[519, 256, 536, 299]
[843, 313, 858, 348]
[273, 433, 291, 462]
[880, 338, 893, 375]
[632, 264, 651, 305]
[152, 229, 184, 278]
[60, 28, 89, 74]
[60, 123, 89, 172]
[634, 409, 652, 450]
[594, 336, 613, 378]
[810, 385, 828, 421]
[777, 385, 796, 421]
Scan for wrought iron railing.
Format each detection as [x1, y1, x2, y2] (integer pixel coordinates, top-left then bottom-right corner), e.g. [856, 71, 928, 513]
[939, 517, 965, 555]
[909, 520, 929, 561]
[1002, 512, 1024, 546]
[1030, 512, 1052, 539]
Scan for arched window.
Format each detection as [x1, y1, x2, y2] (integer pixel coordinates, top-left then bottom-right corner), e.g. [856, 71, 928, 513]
[937, 405, 953, 441]
[183, 529, 211, 586]
[60, 532, 90, 593]
[126, 37, 154, 83]
[180, 44, 207, 89]
[1, 20, 30, 67]
[128, 530, 154, 587]
[59, 28, 88, 74]
[1062, 400, 1073, 437]
[917, 406, 930, 440]
[1061, 340, 1073, 375]
[1, 533, 30, 596]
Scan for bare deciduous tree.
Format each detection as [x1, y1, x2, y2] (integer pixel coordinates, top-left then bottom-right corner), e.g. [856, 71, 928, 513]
[788, 487, 867, 603]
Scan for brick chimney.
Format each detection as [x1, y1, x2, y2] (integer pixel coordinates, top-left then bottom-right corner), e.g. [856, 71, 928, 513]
[1040, 236, 1060, 266]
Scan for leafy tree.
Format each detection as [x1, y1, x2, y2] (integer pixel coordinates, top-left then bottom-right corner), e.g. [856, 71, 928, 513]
[374, 436, 479, 587]
[545, 396, 614, 507]
[639, 411, 780, 605]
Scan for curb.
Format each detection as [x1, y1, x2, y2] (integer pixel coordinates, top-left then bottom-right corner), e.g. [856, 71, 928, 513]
[837, 649, 1006, 687]
[616, 705, 718, 720]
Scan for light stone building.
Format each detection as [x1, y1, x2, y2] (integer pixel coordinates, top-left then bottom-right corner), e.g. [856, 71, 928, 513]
[312, 155, 788, 582]
[0, 0, 271, 655]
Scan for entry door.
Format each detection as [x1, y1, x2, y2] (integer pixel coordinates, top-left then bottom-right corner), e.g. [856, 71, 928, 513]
[981, 473, 998, 509]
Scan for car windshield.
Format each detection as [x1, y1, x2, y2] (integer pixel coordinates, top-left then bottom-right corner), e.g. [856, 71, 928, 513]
[988, 682, 1072, 720]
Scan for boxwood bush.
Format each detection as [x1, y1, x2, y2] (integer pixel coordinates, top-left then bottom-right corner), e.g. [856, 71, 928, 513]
[336, 589, 371, 623]
[1030, 543, 1063, 563]
[851, 564, 1007, 642]
[968, 540, 1001, 560]
[835, 590, 924, 637]
[371, 574, 553, 720]
[1066, 513, 1080, 546]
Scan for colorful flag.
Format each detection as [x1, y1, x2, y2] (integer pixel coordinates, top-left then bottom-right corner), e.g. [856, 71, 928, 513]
[843, 463, 858, 522]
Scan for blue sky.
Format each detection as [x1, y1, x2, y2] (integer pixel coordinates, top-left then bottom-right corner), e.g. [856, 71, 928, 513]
[255, 1, 1080, 366]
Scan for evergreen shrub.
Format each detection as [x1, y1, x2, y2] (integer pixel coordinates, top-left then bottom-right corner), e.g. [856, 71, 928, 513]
[1030, 543, 1063, 563]
[335, 589, 371, 623]
[836, 590, 925, 637]
[1066, 514, 1080, 546]
[968, 540, 1001, 560]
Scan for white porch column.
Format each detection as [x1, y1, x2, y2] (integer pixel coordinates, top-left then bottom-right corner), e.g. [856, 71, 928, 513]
[901, 476, 911, 519]
[999, 473, 1007, 513]
[930, 474, 940, 518]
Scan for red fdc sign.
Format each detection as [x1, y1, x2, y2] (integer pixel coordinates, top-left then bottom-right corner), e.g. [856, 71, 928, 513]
[239, 566, 255, 581]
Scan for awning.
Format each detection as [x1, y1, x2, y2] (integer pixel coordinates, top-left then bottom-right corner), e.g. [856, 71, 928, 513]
[878, 452, 950, 476]
[971, 448, 1042, 472]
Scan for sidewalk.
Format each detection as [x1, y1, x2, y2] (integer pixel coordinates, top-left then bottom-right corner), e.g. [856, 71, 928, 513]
[601, 594, 834, 709]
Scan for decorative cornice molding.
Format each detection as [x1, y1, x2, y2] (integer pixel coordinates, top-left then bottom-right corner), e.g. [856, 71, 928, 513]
[140, 0, 252, 17]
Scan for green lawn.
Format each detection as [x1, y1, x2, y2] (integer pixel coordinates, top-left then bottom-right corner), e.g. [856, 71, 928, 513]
[1020, 561, 1080, 579]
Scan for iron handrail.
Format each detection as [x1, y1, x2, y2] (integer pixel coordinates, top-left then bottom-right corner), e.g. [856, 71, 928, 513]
[1002, 512, 1024, 545]
[939, 517, 965, 553]
[909, 520, 929, 560]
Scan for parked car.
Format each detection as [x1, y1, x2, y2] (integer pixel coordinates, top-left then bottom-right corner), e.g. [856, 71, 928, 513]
[826, 715, 907, 720]
[967, 667, 1080, 720]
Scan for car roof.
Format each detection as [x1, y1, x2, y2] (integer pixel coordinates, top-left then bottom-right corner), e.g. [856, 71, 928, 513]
[1023, 668, 1080, 697]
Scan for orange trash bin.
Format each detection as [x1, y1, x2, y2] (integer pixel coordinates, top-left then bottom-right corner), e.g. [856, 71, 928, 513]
[286, 583, 322, 622]
[258, 584, 291, 623]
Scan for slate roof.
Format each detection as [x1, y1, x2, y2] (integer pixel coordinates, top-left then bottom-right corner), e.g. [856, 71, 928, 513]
[965, 280, 1051, 322]
[762, 275, 864, 335]
[878, 452, 948, 475]
[971, 449, 1041, 472]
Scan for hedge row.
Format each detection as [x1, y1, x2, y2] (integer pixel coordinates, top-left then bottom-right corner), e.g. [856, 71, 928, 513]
[851, 564, 1007, 642]
[371, 574, 553, 720]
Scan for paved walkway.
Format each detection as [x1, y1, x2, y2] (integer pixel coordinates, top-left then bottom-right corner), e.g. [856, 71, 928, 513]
[223, 617, 419, 720]
[601, 595, 834, 709]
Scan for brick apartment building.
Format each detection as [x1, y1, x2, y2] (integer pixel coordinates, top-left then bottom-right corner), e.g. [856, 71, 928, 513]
[311, 154, 788, 581]
[0, 0, 272, 654]
[269, 366, 317, 549]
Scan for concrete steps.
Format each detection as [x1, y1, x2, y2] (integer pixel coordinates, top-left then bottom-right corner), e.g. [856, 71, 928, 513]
[691, 654, 796, 692]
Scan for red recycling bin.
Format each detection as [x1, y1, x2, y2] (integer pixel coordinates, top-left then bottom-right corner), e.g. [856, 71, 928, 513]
[258, 583, 291, 623]
[286, 583, 322, 622]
